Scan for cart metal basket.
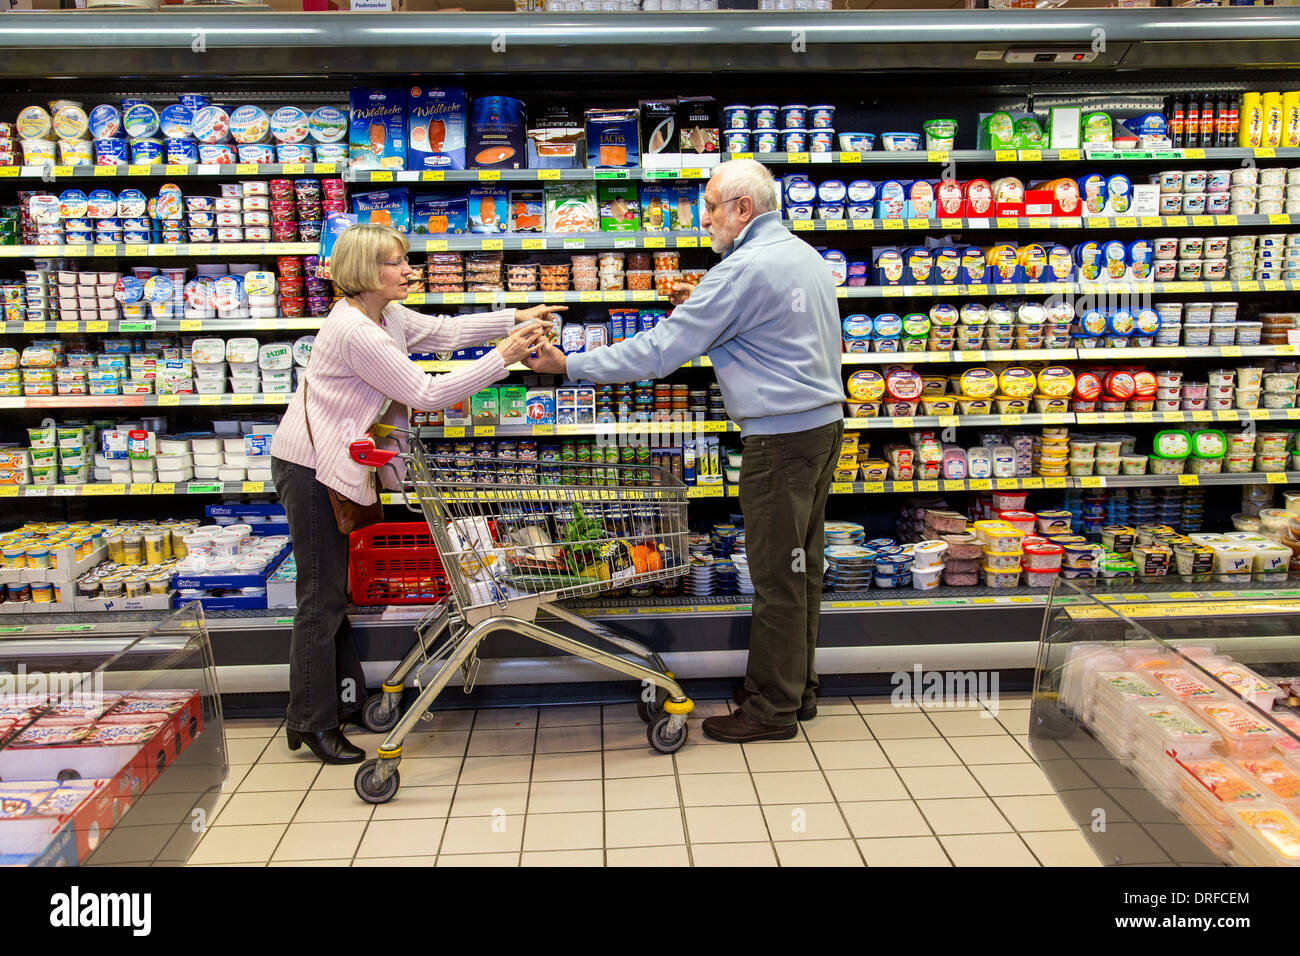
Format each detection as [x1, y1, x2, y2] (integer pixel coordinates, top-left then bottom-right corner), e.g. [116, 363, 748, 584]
[348, 426, 695, 804]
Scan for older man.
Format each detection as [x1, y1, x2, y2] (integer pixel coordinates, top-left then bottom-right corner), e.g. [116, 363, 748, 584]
[522, 158, 844, 743]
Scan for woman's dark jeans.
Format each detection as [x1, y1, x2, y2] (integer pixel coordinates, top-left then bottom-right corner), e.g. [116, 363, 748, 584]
[271, 456, 368, 733]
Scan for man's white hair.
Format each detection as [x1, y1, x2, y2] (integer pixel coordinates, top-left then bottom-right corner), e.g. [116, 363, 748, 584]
[713, 158, 779, 215]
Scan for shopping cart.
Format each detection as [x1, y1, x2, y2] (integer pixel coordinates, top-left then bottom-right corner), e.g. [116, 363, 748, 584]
[347, 425, 695, 804]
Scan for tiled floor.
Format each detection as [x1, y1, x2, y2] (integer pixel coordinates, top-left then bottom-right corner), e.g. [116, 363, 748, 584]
[180, 693, 1103, 867]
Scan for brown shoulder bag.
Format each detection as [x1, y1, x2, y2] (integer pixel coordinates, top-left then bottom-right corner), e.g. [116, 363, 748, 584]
[302, 379, 385, 535]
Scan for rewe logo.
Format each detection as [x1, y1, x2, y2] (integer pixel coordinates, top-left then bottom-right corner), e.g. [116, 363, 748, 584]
[49, 886, 152, 937]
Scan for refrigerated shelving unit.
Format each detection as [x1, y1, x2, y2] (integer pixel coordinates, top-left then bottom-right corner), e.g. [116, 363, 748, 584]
[4, 8, 1300, 709]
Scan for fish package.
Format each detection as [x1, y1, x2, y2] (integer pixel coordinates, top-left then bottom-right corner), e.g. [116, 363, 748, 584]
[586, 107, 640, 169]
[599, 182, 641, 232]
[467, 185, 507, 234]
[352, 187, 410, 233]
[412, 192, 468, 235]
[677, 97, 720, 156]
[640, 183, 699, 232]
[348, 87, 406, 171]
[469, 96, 526, 169]
[527, 103, 586, 170]
[639, 99, 677, 164]
[407, 85, 466, 171]
[508, 190, 543, 233]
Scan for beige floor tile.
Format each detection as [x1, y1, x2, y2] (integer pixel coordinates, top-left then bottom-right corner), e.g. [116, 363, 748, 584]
[603, 703, 643, 724]
[603, 748, 675, 779]
[994, 795, 1077, 832]
[604, 775, 681, 811]
[854, 697, 919, 714]
[224, 717, 284, 739]
[810, 697, 859, 716]
[997, 710, 1032, 736]
[839, 800, 931, 839]
[225, 737, 273, 764]
[522, 812, 604, 852]
[684, 719, 728, 745]
[370, 786, 456, 821]
[537, 705, 603, 728]
[378, 757, 464, 790]
[529, 779, 604, 814]
[940, 833, 1040, 867]
[969, 762, 1056, 797]
[898, 766, 984, 800]
[825, 768, 910, 803]
[186, 825, 286, 866]
[752, 770, 834, 805]
[458, 755, 531, 786]
[472, 708, 539, 731]
[1021, 829, 1103, 867]
[522, 849, 604, 866]
[356, 818, 445, 858]
[530, 752, 603, 782]
[606, 845, 689, 866]
[857, 836, 953, 867]
[271, 821, 367, 862]
[865, 714, 939, 740]
[927, 710, 1009, 738]
[678, 772, 757, 807]
[685, 805, 771, 844]
[396, 731, 470, 759]
[293, 787, 374, 824]
[536, 724, 603, 754]
[221, 764, 252, 792]
[268, 858, 351, 867]
[605, 809, 685, 848]
[773, 839, 864, 866]
[878, 738, 961, 768]
[467, 728, 536, 757]
[237, 762, 321, 793]
[211, 790, 304, 827]
[352, 856, 437, 867]
[603, 721, 652, 751]
[990, 694, 1034, 710]
[423, 709, 477, 732]
[439, 815, 525, 854]
[674, 744, 750, 775]
[917, 797, 1012, 835]
[436, 852, 521, 867]
[311, 760, 371, 791]
[742, 741, 818, 773]
[761, 803, 850, 842]
[948, 736, 1034, 766]
[801, 715, 873, 742]
[450, 782, 530, 818]
[810, 740, 890, 770]
[692, 842, 778, 867]
[693, 699, 733, 718]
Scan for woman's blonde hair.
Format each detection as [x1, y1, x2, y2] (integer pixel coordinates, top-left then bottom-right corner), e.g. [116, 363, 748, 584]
[330, 223, 411, 297]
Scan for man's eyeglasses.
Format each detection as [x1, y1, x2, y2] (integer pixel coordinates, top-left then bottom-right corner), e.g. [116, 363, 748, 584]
[383, 254, 410, 267]
[704, 196, 744, 216]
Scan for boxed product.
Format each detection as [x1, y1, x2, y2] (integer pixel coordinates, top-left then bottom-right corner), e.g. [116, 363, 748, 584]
[499, 385, 528, 424]
[599, 182, 641, 232]
[411, 192, 468, 235]
[467, 185, 507, 234]
[640, 183, 699, 232]
[407, 85, 467, 171]
[348, 87, 406, 170]
[352, 187, 410, 233]
[471, 387, 499, 426]
[677, 96, 720, 157]
[508, 190, 543, 233]
[525, 104, 586, 169]
[468, 95, 526, 169]
[585, 107, 640, 168]
[639, 98, 678, 168]
[525, 387, 556, 425]
[544, 182, 598, 233]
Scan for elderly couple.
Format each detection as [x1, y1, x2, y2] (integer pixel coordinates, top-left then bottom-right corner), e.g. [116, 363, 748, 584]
[270, 159, 845, 764]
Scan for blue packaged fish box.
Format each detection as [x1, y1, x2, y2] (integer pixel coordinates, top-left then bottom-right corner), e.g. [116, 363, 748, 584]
[407, 86, 466, 171]
[348, 87, 406, 170]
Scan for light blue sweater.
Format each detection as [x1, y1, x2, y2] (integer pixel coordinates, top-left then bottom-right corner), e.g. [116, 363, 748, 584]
[565, 211, 844, 437]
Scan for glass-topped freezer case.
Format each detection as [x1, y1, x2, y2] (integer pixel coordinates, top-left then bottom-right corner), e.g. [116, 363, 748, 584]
[1032, 579, 1300, 867]
[0, 603, 226, 866]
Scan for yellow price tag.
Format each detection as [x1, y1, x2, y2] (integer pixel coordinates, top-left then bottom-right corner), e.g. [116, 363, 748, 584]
[892, 416, 914, 428]
[891, 482, 914, 494]
[1045, 478, 1067, 489]
[1210, 281, 1233, 292]
[917, 480, 939, 492]
[882, 287, 903, 297]
[1256, 147, 1277, 159]
[521, 238, 545, 250]
[88, 165, 113, 177]
[1216, 409, 1238, 421]
[129, 483, 152, 496]
[157, 395, 180, 407]
[1079, 476, 1104, 488]
[370, 171, 394, 182]
[1022, 477, 1044, 489]
[927, 151, 949, 163]
[907, 218, 929, 230]
[1289, 409, 1300, 420]
[676, 236, 699, 248]
[1019, 150, 1042, 162]
[81, 483, 122, 496]
[838, 152, 861, 164]
[883, 219, 904, 230]
[579, 291, 601, 302]
[63, 244, 87, 257]
[94, 245, 115, 257]
[942, 480, 964, 492]
[476, 425, 496, 437]
[56, 321, 78, 333]
[1115, 217, 1137, 228]
[1059, 149, 1082, 161]
[1133, 411, 1154, 423]
[315, 163, 337, 174]
[1264, 280, 1287, 292]
[994, 150, 1016, 163]
[1192, 215, 1214, 227]
[1192, 410, 1214, 422]
[731, 152, 754, 161]
[644, 237, 666, 249]
[231, 394, 255, 405]
[826, 220, 848, 231]
[1178, 475, 1200, 486]
[23, 321, 46, 333]
[124, 244, 148, 257]
[938, 415, 959, 428]
[1000, 414, 1022, 425]
[1267, 472, 1288, 484]
[1270, 214, 1292, 225]
[1140, 217, 1162, 228]
[198, 394, 221, 406]
[679, 168, 703, 179]
[1217, 215, 1239, 226]
[86, 321, 108, 333]
[969, 479, 992, 491]
[481, 239, 504, 251]
[967, 284, 988, 296]
[1276, 345, 1299, 356]
[421, 170, 446, 182]
[152, 483, 175, 496]
[443, 426, 465, 438]
[1184, 148, 1205, 160]
[1249, 408, 1271, 420]
[477, 170, 501, 181]
[996, 217, 1018, 229]
[532, 424, 554, 436]
[179, 320, 203, 332]
[862, 482, 885, 494]
[831, 482, 854, 495]
[1221, 345, 1243, 357]
[787, 152, 810, 164]
[240, 481, 265, 493]
[282, 163, 306, 175]
[443, 292, 465, 304]
[1028, 218, 1050, 229]
[940, 218, 963, 230]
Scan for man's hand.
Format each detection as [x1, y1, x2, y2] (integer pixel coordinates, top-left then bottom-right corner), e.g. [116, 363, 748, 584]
[521, 341, 567, 375]
[669, 282, 694, 307]
[515, 304, 568, 329]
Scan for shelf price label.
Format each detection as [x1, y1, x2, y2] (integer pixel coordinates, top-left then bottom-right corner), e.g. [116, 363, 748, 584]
[1079, 476, 1105, 488]
[1178, 475, 1200, 486]
[862, 481, 885, 494]
[838, 152, 862, 164]
[916, 480, 939, 492]
[969, 479, 992, 491]
[443, 426, 465, 438]
[1019, 149, 1042, 162]
[1044, 478, 1067, 489]
[676, 236, 699, 248]
[1267, 473, 1289, 484]
[129, 483, 152, 496]
[521, 238, 546, 250]
[1249, 408, 1271, 420]
[831, 482, 854, 495]
[994, 150, 1016, 163]
[152, 482, 175, 495]
[1022, 477, 1044, 489]
[1255, 147, 1277, 159]
[1270, 213, 1292, 225]
[1059, 149, 1082, 161]
[369, 171, 394, 182]
[1221, 345, 1244, 357]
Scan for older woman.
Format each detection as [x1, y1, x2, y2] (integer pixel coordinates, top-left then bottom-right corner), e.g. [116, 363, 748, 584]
[270, 223, 561, 763]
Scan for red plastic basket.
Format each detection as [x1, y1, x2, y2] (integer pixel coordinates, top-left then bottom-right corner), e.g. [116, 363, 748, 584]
[348, 521, 450, 606]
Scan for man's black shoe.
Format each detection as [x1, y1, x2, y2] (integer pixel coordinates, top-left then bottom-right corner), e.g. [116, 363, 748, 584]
[733, 688, 817, 722]
[701, 708, 798, 743]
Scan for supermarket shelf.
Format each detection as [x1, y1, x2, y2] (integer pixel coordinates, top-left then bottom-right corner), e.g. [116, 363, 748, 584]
[407, 233, 711, 253]
[0, 480, 271, 499]
[1074, 408, 1300, 426]
[403, 290, 667, 306]
[4, 317, 324, 334]
[1093, 471, 1299, 489]
[414, 420, 738, 438]
[1081, 345, 1300, 360]
[0, 393, 291, 410]
[844, 413, 1072, 430]
[0, 242, 316, 259]
[840, 349, 1079, 365]
[3, 162, 343, 181]
[788, 213, 1300, 233]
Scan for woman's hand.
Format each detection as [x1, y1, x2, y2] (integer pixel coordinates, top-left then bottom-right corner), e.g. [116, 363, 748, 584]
[515, 304, 568, 330]
[494, 320, 549, 364]
[521, 341, 568, 376]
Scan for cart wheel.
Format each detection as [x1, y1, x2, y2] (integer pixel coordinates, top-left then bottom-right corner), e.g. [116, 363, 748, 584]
[647, 715, 689, 754]
[362, 694, 401, 734]
[354, 758, 400, 805]
[635, 686, 669, 724]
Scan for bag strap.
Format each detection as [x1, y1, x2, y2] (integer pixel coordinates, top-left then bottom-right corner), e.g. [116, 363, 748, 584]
[301, 375, 316, 451]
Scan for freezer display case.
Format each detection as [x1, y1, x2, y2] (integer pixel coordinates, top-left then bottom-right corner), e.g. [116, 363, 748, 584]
[0, 602, 226, 866]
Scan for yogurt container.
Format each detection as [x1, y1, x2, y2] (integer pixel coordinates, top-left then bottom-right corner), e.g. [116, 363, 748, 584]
[722, 106, 750, 130]
[780, 105, 808, 130]
[881, 132, 921, 151]
[121, 103, 160, 139]
[838, 132, 875, 152]
[308, 106, 347, 144]
[160, 104, 193, 139]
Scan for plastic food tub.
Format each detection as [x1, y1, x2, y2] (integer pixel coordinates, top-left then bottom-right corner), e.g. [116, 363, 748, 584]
[983, 566, 1020, 588]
